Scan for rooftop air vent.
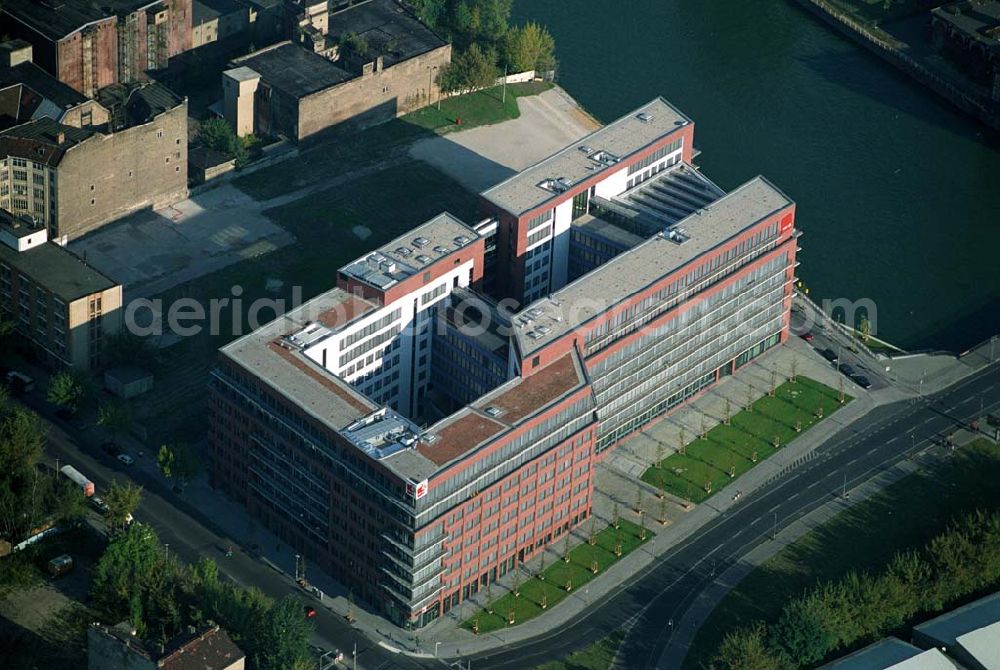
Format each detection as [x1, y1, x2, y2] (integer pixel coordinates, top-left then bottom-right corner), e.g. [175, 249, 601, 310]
[454, 235, 470, 246]
[413, 236, 430, 247]
[433, 245, 449, 254]
[579, 145, 593, 153]
[527, 308, 544, 318]
[484, 406, 504, 418]
[423, 433, 439, 444]
[637, 112, 653, 123]
[536, 325, 552, 335]
[395, 246, 412, 256]
[527, 331, 541, 340]
[415, 254, 432, 264]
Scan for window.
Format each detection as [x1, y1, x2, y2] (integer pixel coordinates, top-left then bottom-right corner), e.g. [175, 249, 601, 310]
[531, 356, 540, 368]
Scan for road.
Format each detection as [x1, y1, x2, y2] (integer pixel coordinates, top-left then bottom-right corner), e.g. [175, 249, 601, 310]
[462, 363, 1000, 669]
[27, 398, 433, 670]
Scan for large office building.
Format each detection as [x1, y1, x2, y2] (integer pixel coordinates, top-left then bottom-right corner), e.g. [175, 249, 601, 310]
[208, 97, 800, 628]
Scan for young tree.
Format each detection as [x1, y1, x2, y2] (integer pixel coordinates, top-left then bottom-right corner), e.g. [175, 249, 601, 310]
[196, 118, 248, 167]
[47, 371, 85, 414]
[768, 594, 837, 666]
[91, 523, 163, 628]
[249, 595, 313, 670]
[440, 43, 499, 92]
[503, 21, 556, 72]
[104, 479, 142, 531]
[157, 444, 175, 480]
[172, 442, 200, 490]
[98, 399, 132, 446]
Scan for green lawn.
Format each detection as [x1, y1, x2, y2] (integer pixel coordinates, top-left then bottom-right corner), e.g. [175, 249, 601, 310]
[536, 630, 625, 670]
[402, 81, 554, 133]
[462, 519, 651, 634]
[683, 439, 1000, 670]
[642, 377, 849, 503]
[233, 81, 552, 200]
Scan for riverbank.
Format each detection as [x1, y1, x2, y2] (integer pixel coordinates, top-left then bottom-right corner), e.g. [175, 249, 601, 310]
[789, 0, 1000, 132]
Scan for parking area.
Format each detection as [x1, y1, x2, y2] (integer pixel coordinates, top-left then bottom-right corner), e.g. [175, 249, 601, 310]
[69, 184, 294, 299]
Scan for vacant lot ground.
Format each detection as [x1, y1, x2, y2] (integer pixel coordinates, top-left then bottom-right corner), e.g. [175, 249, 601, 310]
[683, 439, 1000, 670]
[138, 161, 479, 444]
[537, 630, 625, 670]
[410, 86, 600, 193]
[0, 528, 105, 670]
[642, 377, 849, 503]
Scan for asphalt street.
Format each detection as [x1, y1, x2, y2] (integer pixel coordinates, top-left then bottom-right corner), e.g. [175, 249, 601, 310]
[28, 398, 430, 670]
[21, 358, 998, 670]
[462, 363, 1000, 669]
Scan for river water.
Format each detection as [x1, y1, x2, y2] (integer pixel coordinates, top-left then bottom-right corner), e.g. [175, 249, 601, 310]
[514, 0, 1000, 351]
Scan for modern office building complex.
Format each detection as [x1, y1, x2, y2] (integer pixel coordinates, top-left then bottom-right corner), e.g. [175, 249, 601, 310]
[209, 97, 800, 628]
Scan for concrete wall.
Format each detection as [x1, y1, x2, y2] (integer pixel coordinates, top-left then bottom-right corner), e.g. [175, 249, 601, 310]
[56, 101, 189, 240]
[295, 43, 452, 141]
[87, 626, 156, 670]
[60, 100, 111, 129]
[67, 285, 123, 370]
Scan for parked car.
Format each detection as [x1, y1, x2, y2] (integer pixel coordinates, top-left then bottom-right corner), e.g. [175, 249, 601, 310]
[5, 370, 35, 393]
[820, 348, 838, 363]
[47, 554, 73, 577]
[851, 374, 872, 389]
[101, 442, 120, 456]
[304, 606, 317, 619]
[800, 332, 814, 342]
[90, 496, 110, 515]
[117, 453, 134, 466]
[838, 363, 855, 376]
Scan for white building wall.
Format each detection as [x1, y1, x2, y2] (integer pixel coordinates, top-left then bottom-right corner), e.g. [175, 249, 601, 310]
[303, 259, 476, 417]
[594, 165, 629, 200]
[550, 199, 573, 292]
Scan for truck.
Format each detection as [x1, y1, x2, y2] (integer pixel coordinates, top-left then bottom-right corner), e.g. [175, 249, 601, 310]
[60, 465, 95, 497]
[48, 554, 73, 577]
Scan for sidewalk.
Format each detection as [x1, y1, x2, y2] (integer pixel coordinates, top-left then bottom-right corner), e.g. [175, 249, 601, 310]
[410, 342, 908, 658]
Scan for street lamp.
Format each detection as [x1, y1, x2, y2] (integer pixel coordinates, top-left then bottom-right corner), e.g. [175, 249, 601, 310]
[435, 641, 441, 657]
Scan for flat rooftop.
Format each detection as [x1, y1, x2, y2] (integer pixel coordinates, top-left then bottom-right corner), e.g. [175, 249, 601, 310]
[0, 241, 118, 301]
[933, 0, 1000, 47]
[233, 42, 353, 99]
[409, 350, 589, 474]
[329, 0, 447, 68]
[220, 286, 588, 484]
[2, 0, 112, 41]
[914, 591, 1000, 647]
[819, 638, 923, 670]
[512, 176, 793, 356]
[481, 97, 691, 217]
[571, 213, 645, 251]
[340, 212, 479, 291]
[220, 288, 380, 433]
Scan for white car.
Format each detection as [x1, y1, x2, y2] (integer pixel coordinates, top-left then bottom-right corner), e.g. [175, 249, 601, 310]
[117, 453, 135, 465]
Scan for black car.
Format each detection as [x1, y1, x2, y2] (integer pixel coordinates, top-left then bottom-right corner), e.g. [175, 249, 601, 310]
[838, 363, 855, 376]
[851, 374, 872, 389]
[820, 348, 838, 363]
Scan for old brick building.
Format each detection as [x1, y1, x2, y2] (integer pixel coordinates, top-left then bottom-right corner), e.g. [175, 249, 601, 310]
[0, 56, 188, 241]
[0, 211, 122, 371]
[223, 0, 451, 142]
[1, 0, 193, 97]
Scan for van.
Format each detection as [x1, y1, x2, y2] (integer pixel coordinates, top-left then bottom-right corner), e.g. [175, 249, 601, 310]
[48, 554, 73, 577]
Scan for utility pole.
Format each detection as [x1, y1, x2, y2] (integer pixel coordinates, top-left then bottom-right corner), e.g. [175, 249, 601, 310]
[772, 511, 777, 540]
[842, 473, 848, 499]
[352, 643, 357, 670]
[502, 64, 508, 104]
